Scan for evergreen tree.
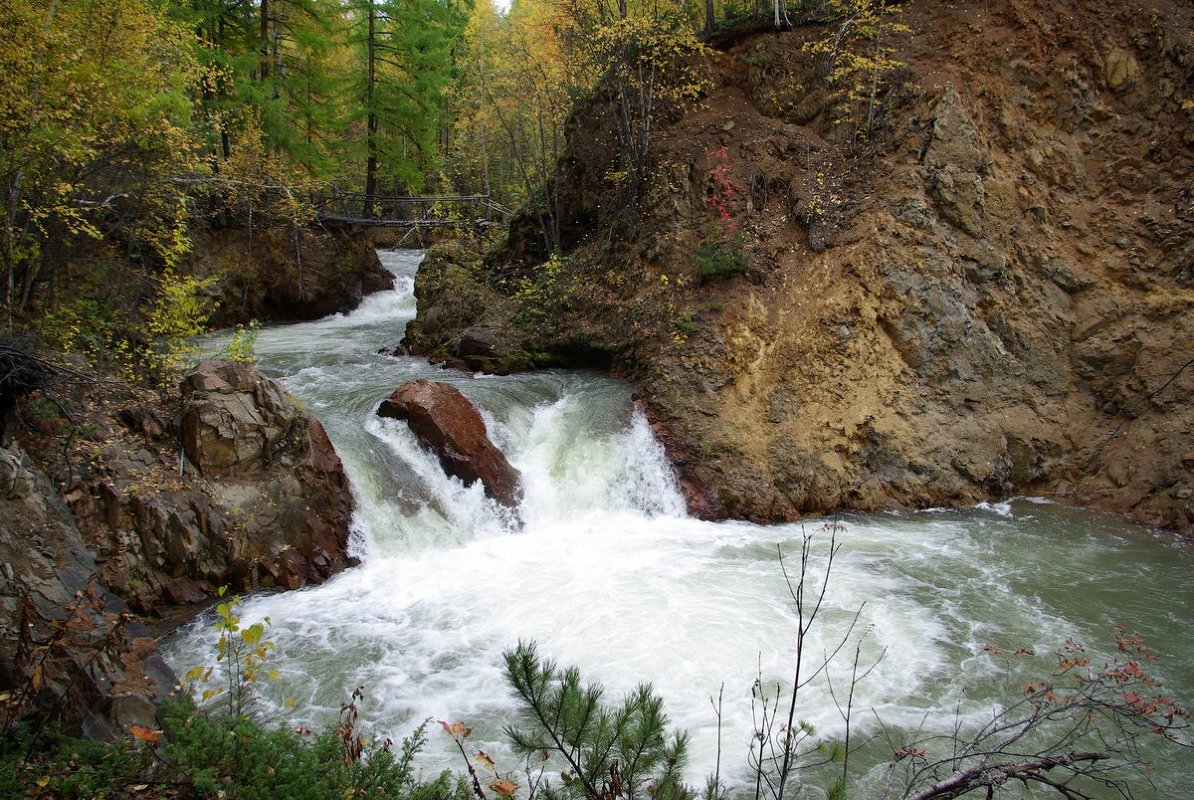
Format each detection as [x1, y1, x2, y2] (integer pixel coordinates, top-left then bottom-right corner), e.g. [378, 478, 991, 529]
[504, 641, 691, 800]
[181, 0, 345, 178]
[345, 0, 468, 213]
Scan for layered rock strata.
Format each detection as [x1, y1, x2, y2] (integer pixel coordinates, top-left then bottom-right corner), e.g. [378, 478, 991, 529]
[405, 0, 1194, 533]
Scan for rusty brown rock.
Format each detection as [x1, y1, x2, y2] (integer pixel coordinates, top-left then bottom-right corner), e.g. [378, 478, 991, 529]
[182, 224, 391, 329]
[0, 446, 175, 738]
[402, 1, 1194, 535]
[378, 380, 522, 508]
[17, 361, 358, 622]
[174, 360, 356, 592]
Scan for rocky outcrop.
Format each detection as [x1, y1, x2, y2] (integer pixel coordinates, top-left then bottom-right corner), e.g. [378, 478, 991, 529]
[406, 0, 1194, 533]
[30, 360, 356, 615]
[177, 360, 356, 584]
[182, 360, 331, 478]
[3, 356, 358, 735]
[377, 380, 522, 508]
[0, 446, 174, 738]
[184, 223, 391, 328]
[401, 242, 540, 373]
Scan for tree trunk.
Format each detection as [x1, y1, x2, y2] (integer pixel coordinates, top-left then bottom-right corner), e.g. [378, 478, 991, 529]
[364, 1, 377, 218]
[259, 0, 271, 81]
[3, 173, 20, 329]
[218, 15, 231, 160]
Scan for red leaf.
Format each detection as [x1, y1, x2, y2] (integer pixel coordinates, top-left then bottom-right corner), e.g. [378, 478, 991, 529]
[129, 724, 164, 744]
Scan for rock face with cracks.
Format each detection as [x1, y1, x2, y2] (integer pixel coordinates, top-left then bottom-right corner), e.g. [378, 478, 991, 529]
[23, 360, 356, 616]
[184, 224, 392, 328]
[0, 446, 175, 738]
[378, 379, 522, 508]
[406, 0, 1194, 533]
[4, 360, 359, 734]
[172, 359, 356, 592]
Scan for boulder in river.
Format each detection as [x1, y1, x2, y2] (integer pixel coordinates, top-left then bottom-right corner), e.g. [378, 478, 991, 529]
[378, 380, 522, 508]
[176, 360, 357, 589]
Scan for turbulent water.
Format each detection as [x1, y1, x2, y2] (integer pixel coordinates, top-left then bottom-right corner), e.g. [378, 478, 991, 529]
[164, 250, 1194, 797]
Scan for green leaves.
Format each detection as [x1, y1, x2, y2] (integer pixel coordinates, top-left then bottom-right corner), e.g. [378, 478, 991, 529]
[223, 320, 262, 365]
[185, 589, 280, 719]
[346, 0, 467, 196]
[1, 0, 203, 325]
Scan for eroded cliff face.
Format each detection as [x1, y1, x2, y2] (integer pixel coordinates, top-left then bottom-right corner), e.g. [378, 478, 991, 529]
[1, 448, 176, 737]
[408, 0, 1194, 532]
[185, 223, 391, 328]
[2, 354, 357, 732]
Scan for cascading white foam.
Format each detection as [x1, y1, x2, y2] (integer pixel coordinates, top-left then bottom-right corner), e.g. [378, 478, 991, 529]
[165, 250, 1194, 797]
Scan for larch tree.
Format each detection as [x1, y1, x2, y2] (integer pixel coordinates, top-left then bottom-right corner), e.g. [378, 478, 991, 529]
[445, 0, 505, 199]
[805, 0, 910, 142]
[181, 0, 346, 179]
[447, 0, 709, 250]
[345, 0, 468, 216]
[556, 0, 709, 195]
[448, 0, 574, 246]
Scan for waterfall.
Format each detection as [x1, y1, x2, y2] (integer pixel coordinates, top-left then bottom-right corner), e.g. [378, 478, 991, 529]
[164, 251, 1194, 796]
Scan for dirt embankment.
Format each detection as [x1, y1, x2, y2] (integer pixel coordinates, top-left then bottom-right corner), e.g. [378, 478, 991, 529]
[407, 0, 1194, 533]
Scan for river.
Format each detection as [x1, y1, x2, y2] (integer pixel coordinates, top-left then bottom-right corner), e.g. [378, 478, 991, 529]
[163, 250, 1194, 798]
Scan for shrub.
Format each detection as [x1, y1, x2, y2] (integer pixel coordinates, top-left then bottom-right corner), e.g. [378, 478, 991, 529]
[674, 310, 698, 334]
[692, 230, 749, 281]
[512, 252, 577, 331]
[0, 723, 158, 798]
[694, 146, 750, 282]
[161, 698, 462, 800]
[138, 269, 216, 385]
[222, 320, 262, 366]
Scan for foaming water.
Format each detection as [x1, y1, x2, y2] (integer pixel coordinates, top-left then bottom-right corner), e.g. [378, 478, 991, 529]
[167, 251, 1194, 797]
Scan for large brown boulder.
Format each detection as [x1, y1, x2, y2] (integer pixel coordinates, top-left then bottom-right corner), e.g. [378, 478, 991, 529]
[31, 361, 356, 616]
[173, 360, 356, 590]
[182, 359, 320, 477]
[378, 380, 522, 508]
[4, 359, 359, 734]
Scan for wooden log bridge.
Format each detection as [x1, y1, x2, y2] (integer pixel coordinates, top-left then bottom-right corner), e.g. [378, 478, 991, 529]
[315, 192, 512, 229]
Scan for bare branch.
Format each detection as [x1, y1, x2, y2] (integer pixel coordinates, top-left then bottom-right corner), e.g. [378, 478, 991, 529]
[904, 752, 1110, 800]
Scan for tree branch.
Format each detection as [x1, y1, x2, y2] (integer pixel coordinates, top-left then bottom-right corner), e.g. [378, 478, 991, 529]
[904, 752, 1110, 800]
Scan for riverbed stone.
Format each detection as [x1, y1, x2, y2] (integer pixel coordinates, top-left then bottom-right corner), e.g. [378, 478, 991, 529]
[378, 379, 522, 508]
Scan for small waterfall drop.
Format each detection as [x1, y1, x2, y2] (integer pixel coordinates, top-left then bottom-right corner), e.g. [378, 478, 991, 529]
[165, 251, 1194, 797]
